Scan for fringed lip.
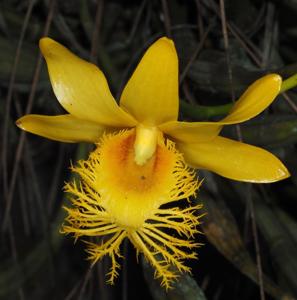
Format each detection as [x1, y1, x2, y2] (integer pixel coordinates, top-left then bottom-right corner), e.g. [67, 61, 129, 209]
[62, 130, 202, 288]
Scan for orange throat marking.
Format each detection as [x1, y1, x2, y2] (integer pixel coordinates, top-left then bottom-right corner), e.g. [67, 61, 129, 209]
[94, 130, 182, 228]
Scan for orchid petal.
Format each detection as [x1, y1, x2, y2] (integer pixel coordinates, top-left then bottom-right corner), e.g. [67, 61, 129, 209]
[221, 73, 281, 124]
[160, 74, 281, 143]
[120, 37, 178, 125]
[39, 38, 136, 127]
[159, 121, 220, 143]
[178, 136, 290, 183]
[16, 114, 105, 143]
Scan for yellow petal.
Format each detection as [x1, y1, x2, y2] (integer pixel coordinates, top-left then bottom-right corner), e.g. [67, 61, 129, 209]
[160, 74, 281, 143]
[39, 37, 136, 127]
[178, 136, 290, 183]
[221, 73, 281, 124]
[120, 37, 178, 125]
[159, 121, 221, 143]
[16, 114, 105, 143]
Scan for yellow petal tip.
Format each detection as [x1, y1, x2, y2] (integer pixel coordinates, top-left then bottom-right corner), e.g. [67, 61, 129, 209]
[269, 160, 290, 183]
[159, 36, 174, 43]
[246, 162, 290, 183]
[155, 36, 175, 51]
[268, 73, 282, 90]
[15, 118, 23, 129]
[39, 36, 53, 49]
[15, 115, 33, 131]
[279, 166, 291, 181]
[39, 37, 63, 58]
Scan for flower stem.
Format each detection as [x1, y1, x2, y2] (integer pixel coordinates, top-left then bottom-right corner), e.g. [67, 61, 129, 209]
[180, 73, 297, 120]
[180, 100, 232, 120]
[280, 73, 297, 93]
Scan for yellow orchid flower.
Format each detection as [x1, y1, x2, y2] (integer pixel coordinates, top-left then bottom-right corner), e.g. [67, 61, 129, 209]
[16, 37, 289, 288]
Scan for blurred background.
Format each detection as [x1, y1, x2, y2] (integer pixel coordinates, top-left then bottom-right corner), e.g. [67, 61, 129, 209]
[1, 0, 297, 299]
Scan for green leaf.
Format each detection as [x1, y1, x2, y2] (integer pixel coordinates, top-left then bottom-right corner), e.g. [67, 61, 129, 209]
[142, 256, 207, 300]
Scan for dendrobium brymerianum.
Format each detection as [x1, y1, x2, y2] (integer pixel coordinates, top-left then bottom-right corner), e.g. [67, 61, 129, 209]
[16, 37, 289, 288]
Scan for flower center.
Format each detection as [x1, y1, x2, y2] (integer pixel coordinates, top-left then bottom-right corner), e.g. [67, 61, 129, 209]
[63, 129, 201, 286]
[67, 129, 198, 229]
[133, 124, 159, 165]
[97, 130, 177, 228]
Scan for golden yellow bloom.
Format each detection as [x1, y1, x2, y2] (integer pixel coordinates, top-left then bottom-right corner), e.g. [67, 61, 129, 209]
[16, 37, 289, 288]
